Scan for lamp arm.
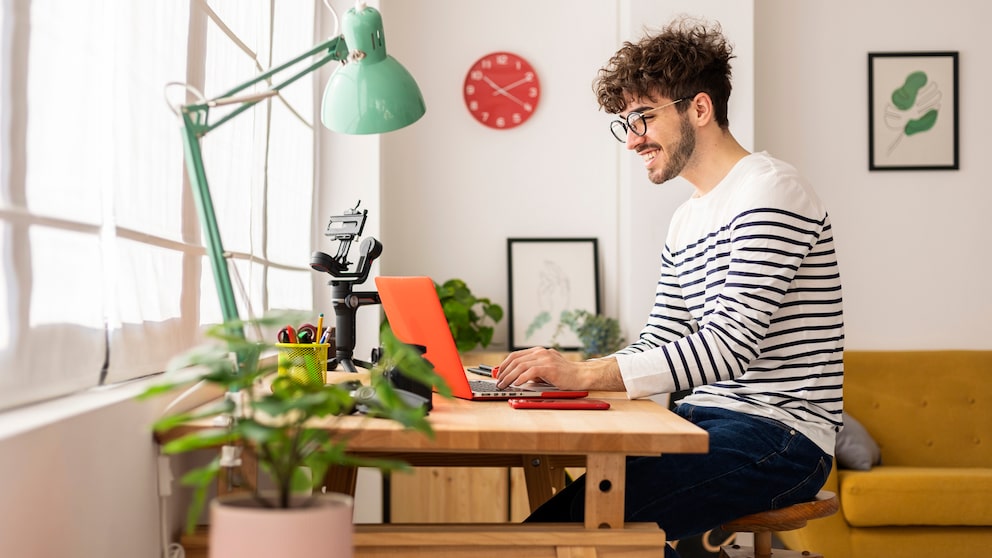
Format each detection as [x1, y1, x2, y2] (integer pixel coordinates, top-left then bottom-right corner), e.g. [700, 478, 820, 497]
[183, 36, 350, 135]
[180, 115, 241, 328]
[178, 35, 349, 333]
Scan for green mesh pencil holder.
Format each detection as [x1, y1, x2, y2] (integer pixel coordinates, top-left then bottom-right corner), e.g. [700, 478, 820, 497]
[276, 343, 330, 385]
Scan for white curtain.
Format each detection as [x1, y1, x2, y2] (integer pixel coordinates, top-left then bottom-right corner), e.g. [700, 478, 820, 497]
[0, 0, 316, 409]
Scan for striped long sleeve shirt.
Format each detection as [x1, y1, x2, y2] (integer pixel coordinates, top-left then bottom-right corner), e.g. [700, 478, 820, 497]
[614, 152, 844, 454]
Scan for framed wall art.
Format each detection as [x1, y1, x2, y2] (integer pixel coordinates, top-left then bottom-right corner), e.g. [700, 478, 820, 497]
[507, 238, 600, 351]
[868, 51, 959, 171]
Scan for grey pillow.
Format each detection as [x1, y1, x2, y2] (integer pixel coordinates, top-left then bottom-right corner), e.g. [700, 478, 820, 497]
[835, 411, 882, 470]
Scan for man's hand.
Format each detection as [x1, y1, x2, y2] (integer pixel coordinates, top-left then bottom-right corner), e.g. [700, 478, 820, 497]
[495, 347, 626, 392]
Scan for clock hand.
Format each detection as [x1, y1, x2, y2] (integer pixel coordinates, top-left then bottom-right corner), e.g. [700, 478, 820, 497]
[482, 76, 529, 109]
[482, 75, 509, 95]
[492, 74, 533, 96]
[495, 89, 529, 109]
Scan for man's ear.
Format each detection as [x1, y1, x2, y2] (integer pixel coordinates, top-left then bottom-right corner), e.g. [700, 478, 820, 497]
[687, 93, 715, 127]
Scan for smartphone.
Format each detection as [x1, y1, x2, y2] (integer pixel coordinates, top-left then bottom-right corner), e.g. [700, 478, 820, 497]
[508, 398, 611, 410]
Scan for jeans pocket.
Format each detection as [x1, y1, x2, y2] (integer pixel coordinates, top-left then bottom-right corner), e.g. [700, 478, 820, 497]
[771, 456, 831, 509]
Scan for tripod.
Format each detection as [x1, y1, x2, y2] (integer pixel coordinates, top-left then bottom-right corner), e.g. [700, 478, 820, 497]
[310, 204, 382, 372]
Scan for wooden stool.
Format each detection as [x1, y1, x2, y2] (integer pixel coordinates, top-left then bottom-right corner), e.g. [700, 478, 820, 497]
[718, 491, 838, 558]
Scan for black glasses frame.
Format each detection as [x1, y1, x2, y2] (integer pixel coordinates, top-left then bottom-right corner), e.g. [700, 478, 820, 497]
[609, 97, 691, 143]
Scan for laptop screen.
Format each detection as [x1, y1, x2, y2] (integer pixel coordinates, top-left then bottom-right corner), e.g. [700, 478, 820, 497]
[375, 275, 475, 399]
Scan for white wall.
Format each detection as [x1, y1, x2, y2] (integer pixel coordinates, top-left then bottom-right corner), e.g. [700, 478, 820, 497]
[378, 0, 621, 338]
[0, 384, 195, 557]
[754, 0, 991, 349]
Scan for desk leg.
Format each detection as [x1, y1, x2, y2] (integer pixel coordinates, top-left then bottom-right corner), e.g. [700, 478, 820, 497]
[217, 445, 258, 497]
[521, 454, 567, 512]
[322, 465, 359, 496]
[583, 453, 625, 530]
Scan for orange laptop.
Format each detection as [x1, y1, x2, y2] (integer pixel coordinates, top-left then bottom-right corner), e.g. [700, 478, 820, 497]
[375, 276, 588, 401]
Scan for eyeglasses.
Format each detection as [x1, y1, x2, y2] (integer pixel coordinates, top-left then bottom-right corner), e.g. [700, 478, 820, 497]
[609, 98, 689, 143]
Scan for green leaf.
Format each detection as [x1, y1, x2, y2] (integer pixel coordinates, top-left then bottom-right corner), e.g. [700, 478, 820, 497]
[180, 457, 221, 534]
[442, 300, 470, 325]
[434, 278, 503, 352]
[478, 326, 494, 348]
[890, 71, 927, 110]
[180, 458, 222, 487]
[365, 380, 433, 434]
[454, 331, 479, 353]
[161, 428, 238, 454]
[151, 398, 235, 433]
[525, 311, 551, 339]
[485, 304, 504, 322]
[379, 329, 451, 398]
[290, 466, 313, 495]
[311, 440, 416, 473]
[905, 109, 938, 136]
[253, 392, 320, 418]
[236, 419, 285, 445]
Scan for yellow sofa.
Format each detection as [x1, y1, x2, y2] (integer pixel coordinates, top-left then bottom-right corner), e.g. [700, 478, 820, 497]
[778, 350, 992, 558]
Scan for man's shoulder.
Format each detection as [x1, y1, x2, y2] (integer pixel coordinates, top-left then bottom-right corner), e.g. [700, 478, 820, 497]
[740, 150, 797, 172]
[732, 153, 825, 217]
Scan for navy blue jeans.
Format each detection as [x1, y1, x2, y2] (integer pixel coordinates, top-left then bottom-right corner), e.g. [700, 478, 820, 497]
[525, 404, 832, 557]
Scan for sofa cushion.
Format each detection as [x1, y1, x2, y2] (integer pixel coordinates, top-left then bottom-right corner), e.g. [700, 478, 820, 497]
[840, 466, 992, 527]
[842, 351, 992, 468]
[835, 411, 882, 470]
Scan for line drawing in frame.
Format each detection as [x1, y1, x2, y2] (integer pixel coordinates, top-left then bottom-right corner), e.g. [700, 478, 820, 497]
[507, 238, 600, 351]
[868, 51, 959, 171]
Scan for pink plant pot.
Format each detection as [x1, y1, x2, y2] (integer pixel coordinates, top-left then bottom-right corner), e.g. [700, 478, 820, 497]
[209, 492, 354, 558]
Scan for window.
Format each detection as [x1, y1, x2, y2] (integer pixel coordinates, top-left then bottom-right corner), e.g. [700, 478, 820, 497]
[0, 1, 318, 410]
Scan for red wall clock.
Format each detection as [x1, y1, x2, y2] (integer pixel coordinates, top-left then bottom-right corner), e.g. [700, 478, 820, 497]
[463, 51, 541, 130]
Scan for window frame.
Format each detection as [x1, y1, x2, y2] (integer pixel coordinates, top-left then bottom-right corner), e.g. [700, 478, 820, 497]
[0, 0, 320, 411]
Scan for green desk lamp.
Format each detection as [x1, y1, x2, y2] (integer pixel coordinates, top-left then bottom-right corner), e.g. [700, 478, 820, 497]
[177, 2, 425, 339]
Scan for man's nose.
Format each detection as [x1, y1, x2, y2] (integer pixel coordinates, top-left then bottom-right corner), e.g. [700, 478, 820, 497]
[625, 130, 646, 150]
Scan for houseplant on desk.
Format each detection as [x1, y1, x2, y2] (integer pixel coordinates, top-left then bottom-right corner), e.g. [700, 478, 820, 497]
[142, 312, 447, 558]
[435, 278, 504, 352]
[527, 309, 625, 359]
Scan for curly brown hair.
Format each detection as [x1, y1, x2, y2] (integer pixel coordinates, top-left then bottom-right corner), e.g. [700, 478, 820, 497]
[594, 17, 735, 128]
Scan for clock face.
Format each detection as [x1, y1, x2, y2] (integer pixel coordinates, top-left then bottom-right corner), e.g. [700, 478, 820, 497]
[463, 52, 541, 130]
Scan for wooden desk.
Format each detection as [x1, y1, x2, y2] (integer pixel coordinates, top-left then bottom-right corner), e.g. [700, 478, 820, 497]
[338, 373, 707, 557]
[162, 373, 708, 557]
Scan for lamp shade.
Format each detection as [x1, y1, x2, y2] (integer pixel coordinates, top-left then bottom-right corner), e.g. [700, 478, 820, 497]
[321, 4, 426, 134]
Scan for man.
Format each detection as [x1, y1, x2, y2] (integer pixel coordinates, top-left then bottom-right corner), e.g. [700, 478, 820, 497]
[496, 17, 844, 556]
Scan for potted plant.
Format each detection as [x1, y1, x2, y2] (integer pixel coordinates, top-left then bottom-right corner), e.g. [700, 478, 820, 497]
[526, 309, 626, 358]
[141, 311, 447, 558]
[434, 278, 504, 352]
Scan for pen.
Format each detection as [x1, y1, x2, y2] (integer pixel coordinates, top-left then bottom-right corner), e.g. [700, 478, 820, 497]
[468, 364, 499, 378]
[315, 313, 324, 345]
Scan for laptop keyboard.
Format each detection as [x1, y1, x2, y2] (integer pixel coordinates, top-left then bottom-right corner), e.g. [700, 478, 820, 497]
[469, 379, 515, 392]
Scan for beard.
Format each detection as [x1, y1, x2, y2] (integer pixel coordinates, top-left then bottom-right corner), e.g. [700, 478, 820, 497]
[649, 113, 696, 184]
